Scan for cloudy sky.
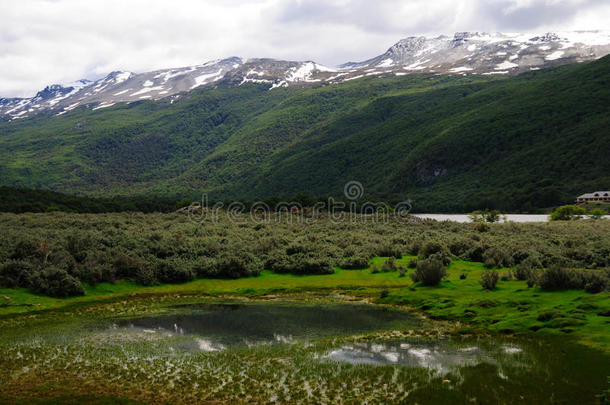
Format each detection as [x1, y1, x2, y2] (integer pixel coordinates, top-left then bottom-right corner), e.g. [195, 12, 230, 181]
[1, 0, 609, 97]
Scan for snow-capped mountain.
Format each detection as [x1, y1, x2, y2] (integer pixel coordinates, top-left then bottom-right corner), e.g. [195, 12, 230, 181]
[340, 31, 610, 74]
[1, 31, 609, 120]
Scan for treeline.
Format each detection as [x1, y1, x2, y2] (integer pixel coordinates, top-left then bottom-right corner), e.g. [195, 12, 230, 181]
[0, 212, 608, 297]
[0, 187, 406, 215]
[0, 187, 183, 213]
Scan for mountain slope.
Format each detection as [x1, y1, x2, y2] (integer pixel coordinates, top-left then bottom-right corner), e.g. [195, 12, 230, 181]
[0, 56, 608, 211]
[244, 58, 609, 210]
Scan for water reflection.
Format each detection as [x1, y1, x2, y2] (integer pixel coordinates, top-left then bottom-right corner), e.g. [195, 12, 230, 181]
[325, 340, 528, 376]
[112, 302, 420, 349]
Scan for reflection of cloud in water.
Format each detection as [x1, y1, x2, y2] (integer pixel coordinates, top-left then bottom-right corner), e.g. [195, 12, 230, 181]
[326, 341, 527, 377]
[196, 338, 225, 352]
[502, 345, 522, 354]
[274, 334, 296, 344]
[114, 324, 300, 352]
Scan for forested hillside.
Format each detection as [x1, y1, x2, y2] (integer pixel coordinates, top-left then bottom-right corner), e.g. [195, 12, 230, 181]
[0, 56, 608, 211]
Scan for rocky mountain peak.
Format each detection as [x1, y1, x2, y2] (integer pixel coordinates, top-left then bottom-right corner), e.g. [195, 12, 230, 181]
[1, 30, 609, 120]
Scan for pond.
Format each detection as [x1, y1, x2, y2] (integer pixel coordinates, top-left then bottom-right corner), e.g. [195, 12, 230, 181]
[412, 213, 551, 222]
[108, 301, 610, 402]
[113, 302, 422, 348]
[3, 300, 607, 403]
[413, 213, 610, 222]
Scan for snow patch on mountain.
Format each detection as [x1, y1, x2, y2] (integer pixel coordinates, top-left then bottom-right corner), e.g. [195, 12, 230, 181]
[2, 31, 609, 120]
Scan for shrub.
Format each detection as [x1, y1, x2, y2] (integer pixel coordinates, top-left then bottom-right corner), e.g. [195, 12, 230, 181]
[514, 256, 541, 280]
[29, 267, 84, 297]
[376, 244, 403, 259]
[419, 241, 451, 266]
[215, 253, 263, 278]
[470, 209, 502, 223]
[340, 255, 369, 269]
[76, 251, 115, 285]
[293, 256, 333, 275]
[407, 258, 417, 269]
[465, 244, 486, 262]
[480, 270, 499, 290]
[10, 240, 41, 261]
[398, 266, 406, 277]
[267, 252, 333, 275]
[459, 272, 467, 280]
[526, 271, 538, 288]
[80, 262, 115, 286]
[412, 258, 447, 286]
[381, 257, 398, 272]
[0, 260, 36, 288]
[582, 271, 609, 293]
[588, 208, 606, 220]
[482, 247, 514, 268]
[134, 265, 157, 286]
[157, 259, 195, 284]
[371, 265, 379, 274]
[113, 253, 148, 279]
[64, 233, 93, 262]
[49, 250, 77, 273]
[475, 222, 489, 232]
[286, 243, 309, 256]
[448, 238, 475, 257]
[537, 265, 580, 290]
[191, 257, 218, 278]
[550, 205, 586, 221]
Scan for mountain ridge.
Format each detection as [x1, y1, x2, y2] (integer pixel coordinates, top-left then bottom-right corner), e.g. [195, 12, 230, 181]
[2, 30, 609, 120]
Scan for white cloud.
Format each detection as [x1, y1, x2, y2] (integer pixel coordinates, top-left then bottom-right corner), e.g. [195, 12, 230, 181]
[0, 0, 608, 97]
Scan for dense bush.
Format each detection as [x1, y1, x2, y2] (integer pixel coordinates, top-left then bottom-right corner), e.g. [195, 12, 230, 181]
[0, 260, 36, 288]
[376, 244, 403, 259]
[10, 240, 42, 261]
[410, 258, 447, 286]
[418, 241, 451, 266]
[482, 247, 514, 268]
[448, 238, 475, 257]
[582, 271, 608, 293]
[113, 254, 153, 282]
[213, 253, 263, 278]
[536, 266, 609, 292]
[29, 267, 84, 297]
[0, 212, 609, 297]
[340, 255, 370, 269]
[537, 265, 580, 290]
[157, 259, 195, 284]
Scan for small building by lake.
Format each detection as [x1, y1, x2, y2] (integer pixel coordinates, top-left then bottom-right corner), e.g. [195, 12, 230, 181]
[576, 191, 610, 204]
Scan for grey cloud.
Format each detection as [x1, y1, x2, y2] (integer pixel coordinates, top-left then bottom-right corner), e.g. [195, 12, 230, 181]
[0, 0, 608, 97]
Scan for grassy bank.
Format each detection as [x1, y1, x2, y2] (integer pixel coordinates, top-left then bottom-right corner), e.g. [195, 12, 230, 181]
[2, 256, 608, 352]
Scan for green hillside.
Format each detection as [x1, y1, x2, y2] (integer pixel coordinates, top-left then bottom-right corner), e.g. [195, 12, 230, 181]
[0, 56, 608, 211]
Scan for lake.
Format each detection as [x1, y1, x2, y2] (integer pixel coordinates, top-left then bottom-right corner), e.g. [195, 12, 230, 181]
[413, 214, 550, 222]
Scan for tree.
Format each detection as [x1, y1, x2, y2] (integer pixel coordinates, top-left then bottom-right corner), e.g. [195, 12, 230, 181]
[588, 208, 607, 220]
[549, 205, 586, 221]
[469, 209, 504, 223]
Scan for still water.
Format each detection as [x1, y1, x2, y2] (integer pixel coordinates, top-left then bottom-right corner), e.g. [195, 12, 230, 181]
[116, 302, 422, 347]
[413, 214, 550, 222]
[111, 302, 609, 403]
